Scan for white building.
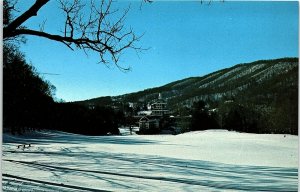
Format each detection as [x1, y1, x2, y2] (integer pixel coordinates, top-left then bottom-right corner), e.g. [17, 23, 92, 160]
[149, 93, 169, 116]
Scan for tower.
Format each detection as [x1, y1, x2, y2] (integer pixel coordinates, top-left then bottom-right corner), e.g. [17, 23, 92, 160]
[158, 93, 162, 100]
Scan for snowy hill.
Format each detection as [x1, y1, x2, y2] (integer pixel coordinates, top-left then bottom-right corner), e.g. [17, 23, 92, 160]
[78, 57, 298, 110]
[2, 130, 298, 191]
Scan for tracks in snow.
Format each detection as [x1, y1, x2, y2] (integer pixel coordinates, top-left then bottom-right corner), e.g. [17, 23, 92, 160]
[3, 173, 111, 192]
[3, 159, 221, 187]
[3, 158, 298, 191]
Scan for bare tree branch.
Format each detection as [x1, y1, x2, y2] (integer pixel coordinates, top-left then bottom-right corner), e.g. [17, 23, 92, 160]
[3, 0, 144, 69]
[3, 0, 19, 25]
[4, 0, 49, 37]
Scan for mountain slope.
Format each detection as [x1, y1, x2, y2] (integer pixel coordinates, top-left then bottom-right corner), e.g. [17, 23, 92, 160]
[78, 57, 298, 111]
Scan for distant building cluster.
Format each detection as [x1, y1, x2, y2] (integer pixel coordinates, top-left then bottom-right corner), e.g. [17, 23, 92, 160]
[124, 93, 177, 134]
[137, 93, 169, 117]
[136, 93, 170, 133]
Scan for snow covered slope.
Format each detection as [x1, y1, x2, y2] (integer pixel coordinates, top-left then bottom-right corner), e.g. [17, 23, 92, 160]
[2, 130, 298, 191]
[79, 58, 298, 110]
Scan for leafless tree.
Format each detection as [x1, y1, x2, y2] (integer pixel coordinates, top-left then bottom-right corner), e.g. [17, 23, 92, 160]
[3, 0, 144, 70]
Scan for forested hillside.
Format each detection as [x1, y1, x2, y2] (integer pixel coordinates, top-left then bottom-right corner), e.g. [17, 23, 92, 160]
[80, 58, 298, 108]
[3, 45, 121, 136]
[4, 53, 297, 135]
[79, 58, 298, 134]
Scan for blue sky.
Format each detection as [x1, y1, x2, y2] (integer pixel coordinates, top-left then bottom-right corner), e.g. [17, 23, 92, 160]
[17, 1, 299, 102]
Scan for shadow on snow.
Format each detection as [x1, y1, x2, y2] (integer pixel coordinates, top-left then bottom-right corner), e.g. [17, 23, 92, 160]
[3, 131, 158, 145]
[3, 152, 298, 192]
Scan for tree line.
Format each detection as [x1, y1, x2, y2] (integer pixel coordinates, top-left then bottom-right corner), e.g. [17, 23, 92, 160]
[189, 96, 298, 135]
[3, 44, 122, 135]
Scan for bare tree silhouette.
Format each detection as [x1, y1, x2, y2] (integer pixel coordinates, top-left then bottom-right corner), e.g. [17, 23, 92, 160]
[3, 0, 144, 70]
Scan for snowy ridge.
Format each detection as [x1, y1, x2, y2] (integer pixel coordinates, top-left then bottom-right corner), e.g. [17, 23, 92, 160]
[78, 58, 298, 111]
[199, 66, 245, 88]
[252, 62, 297, 83]
[2, 130, 298, 191]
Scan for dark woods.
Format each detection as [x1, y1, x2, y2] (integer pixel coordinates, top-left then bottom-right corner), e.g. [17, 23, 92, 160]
[3, 45, 121, 135]
[190, 96, 298, 135]
[3, 44, 54, 134]
[51, 103, 121, 135]
[190, 101, 220, 131]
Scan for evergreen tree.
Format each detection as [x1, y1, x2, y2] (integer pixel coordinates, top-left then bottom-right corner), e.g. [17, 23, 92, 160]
[190, 101, 220, 131]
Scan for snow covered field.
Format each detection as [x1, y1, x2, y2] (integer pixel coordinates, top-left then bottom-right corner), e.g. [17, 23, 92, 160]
[2, 129, 298, 191]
